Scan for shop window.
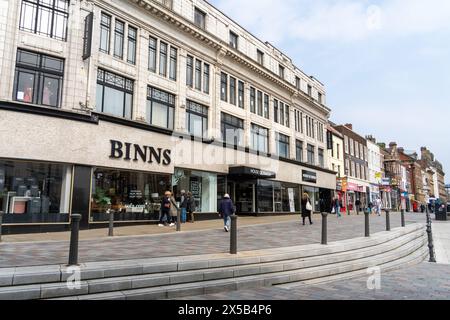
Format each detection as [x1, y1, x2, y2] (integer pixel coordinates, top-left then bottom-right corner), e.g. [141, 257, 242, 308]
[96, 68, 134, 119]
[146, 86, 175, 130]
[14, 49, 64, 107]
[0, 160, 71, 224]
[172, 169, 217, 213]
[251, 123, 269, 154]
[257, 180, 274, 213]
[91, 168, 171, 222]
[19, 0, 69, 41]
[221, 112, 244, 148]
[274, 182, 300, 213]
[186, 100, 208, 138]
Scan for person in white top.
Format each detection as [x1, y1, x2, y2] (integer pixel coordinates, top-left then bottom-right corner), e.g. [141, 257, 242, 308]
[375, 197, 382, 216]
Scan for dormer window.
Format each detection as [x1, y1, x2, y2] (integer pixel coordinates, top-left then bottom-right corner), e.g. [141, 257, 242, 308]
[279, 65, 285, 79]
[257, 49, 264, 66]
[194, 7, 206, 30]
[229, 31, 238, 49]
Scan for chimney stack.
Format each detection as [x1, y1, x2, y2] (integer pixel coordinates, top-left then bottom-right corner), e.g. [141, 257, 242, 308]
[344, 123, 353, 130]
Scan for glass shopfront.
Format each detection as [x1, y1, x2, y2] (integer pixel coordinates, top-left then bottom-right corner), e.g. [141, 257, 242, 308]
[303, 186, 320, 212]
[90, 168, 171, 222]
[0, 159, 72, 224]
[172, 168, 218, 213]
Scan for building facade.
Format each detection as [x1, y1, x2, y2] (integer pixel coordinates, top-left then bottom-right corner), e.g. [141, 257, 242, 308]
[327, 124, 345, 211]
[366, 136, 383, 204]
[333, 124, 370, 214]
[0, 0, 336, 233]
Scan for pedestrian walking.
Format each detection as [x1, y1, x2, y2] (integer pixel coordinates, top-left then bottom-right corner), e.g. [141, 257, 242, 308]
[159, 191, 172, 227]
[218, 193, 235, 232]
[169, 192, 179, 227]
[375, 197, 382, 216]
[301, 193, 313, 225]
[332, 197, 341, 218]
[178, 190, 188, 223]
[355, 199, 361, 214]
[368, 201, 373, 214]
[186, 191, 196, 223]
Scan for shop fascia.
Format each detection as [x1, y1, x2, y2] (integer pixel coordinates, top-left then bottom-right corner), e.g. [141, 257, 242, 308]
[109, 140, 171, 165]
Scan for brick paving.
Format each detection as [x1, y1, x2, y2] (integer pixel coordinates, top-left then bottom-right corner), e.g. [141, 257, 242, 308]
[0, 212, 426, 268]
[178, 262, 450, 300]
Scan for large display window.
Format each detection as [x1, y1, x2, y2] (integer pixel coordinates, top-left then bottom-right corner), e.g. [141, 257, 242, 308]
[90, 168, 171, 222]
[0, 160, 72, 224]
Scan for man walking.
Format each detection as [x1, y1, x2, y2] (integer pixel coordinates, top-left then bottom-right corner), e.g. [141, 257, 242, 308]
[219, 194, 235, 232]
[375, 197, 382, 216]
[178, 190, 188, 223]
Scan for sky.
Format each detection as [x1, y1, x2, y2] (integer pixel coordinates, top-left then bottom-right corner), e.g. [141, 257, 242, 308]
[209, 0, 450, 178]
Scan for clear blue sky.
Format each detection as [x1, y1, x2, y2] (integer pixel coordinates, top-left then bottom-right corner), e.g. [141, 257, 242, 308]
[209, 0, 450, 178]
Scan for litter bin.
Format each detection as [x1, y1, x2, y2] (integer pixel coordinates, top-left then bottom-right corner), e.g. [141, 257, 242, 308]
[436, 207, 448, 221]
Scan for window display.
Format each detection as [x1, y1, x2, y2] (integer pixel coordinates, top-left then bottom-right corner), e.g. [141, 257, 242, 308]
[91, 169, 171, 222]
[0, 160, 71, 224]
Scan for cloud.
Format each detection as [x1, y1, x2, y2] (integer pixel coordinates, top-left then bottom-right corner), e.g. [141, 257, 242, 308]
[211, 0, 450, 42]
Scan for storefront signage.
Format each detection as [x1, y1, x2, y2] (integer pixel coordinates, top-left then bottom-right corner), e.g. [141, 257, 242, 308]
[302, 170, 317, 184]
[229, 167, 276, 179]
[109, 140, 171, 165]
[381, 178, 391, 186]
[82, 12, 94, 60]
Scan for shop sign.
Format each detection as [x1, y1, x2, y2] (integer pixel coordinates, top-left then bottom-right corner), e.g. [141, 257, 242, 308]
[347, 182, 359, 192]
[82, 12, 94, 60]
[381, 178, 391, 186]
[109, 140, 171, 165]
[229, 167, 276, 179]
[339, 178, 348, 192]
[375, 172, 382, 179]
[302, 170, 317, 183]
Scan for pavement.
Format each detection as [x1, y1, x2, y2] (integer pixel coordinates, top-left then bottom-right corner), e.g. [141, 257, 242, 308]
[176, 262, 450, 300]
[432, 222, 450, 264]
[0, 211, 425, 268]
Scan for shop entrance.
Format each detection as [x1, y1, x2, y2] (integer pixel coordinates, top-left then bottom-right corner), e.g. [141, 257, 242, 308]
[234, 181, 255, 214]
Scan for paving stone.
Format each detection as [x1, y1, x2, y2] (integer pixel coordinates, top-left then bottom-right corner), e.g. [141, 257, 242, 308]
[40, 282, 89, 299]
[0, 284, 41, 300]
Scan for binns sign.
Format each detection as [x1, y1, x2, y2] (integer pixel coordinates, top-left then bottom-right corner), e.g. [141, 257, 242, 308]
[109, 140, 171, 166]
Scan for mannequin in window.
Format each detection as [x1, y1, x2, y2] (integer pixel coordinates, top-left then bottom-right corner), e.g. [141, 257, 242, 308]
[23, 87, 33, 103]
[42, 83, 54, 106]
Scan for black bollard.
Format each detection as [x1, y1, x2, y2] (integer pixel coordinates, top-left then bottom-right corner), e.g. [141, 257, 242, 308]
[230, 215, 238, 254]
[364, 210, 370, 237]
[401, 209, 405, 227]
[425, 209, 437, 263]
[385, 210, 391, 231]
[176, 209, 181, 232]
[68, 214, 82, 266]
[0, 211, 3, 242]
[321, 212, 328, 245]
[108, 211, 114, 237]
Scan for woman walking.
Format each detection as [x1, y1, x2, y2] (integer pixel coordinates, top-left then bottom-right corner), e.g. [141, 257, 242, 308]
[169, 192, 180, 227]
[159, 191, 172, 227]
[301, 193, 313, 225]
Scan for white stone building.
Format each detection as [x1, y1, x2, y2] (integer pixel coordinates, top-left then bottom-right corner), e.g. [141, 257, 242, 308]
[366, 136, 383, 203]
[0, 0, 336, 233]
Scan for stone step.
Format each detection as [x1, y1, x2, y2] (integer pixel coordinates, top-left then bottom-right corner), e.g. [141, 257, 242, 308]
[0, 224, 424, 288]
[45, 233, 427, 300]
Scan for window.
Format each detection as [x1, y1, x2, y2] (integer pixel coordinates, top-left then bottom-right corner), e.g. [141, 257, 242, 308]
[280, 102, 284, 125]
[356, 163, 360, 179]
[159, 42, 168, 77]
[186, 55, 193, 87]
[238, 81, 244, 109]
[96, 69, 134, 119]
[274, 99, 278, 123]
[307, 84, 312, 96]
[229, 31, 238, 49]
[250, 87, 256, 113]
[251, 124, 269, 154]
[345, 159, 350, 174]
[127, 26, 137, 64]
[351, 161, 356, 177]
[295, 110, 302, 132]
[195, 59, 202, 90]
[169, 47, 177, 81]
[257, 49, 264, 65]
[279, 65, 285, 79]
[344, 135, 349, 153]
[296, 140, 303, 162]
[186, 100, 208, 138]
[355, 142, 359, 159]
[276, 133, 290, 158]
[221, 112, 244, 147]
[194, 7, 206, 29]
[257, 91, 263, 116]
[148, 36, 157, 72]
[296, 77, 301, 90]
[350, 138, 354, 156]
[19, 0, 69, 41]
[337, 143, 340, 159]
[285, 105, 290, 127]
[264, 94, 269, 119]
[220, 72, 228, 102]
[318, 148, 324, 168]
[146, 86, 175, 130]
[14, 49, 64, 108]
[229, 77, 236, 105]
[318, 92, 323, 104]
[114, 20, 124, 59]
[360, 143, 364, 160]
[307, 144, 315, 165]
[99, 13, 111, 53]
[203, 64, 210, 94]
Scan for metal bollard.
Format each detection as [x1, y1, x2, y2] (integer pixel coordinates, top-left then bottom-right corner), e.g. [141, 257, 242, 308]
[321, 212, 328, 245]
[385, 210, 391, 231]
[364, 210, 370, 237]
[230, 215, 238, 254]
[425, 209, 437, 263]
[0, 211, 3, 242]
[108, 211, 114, 237]
[401, 209, 406, 227]
[68, 214, 82, 266]
[176, 209, 181, 232]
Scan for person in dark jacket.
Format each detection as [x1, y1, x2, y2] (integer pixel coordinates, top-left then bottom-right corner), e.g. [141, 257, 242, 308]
[218, 194, 235, 232]
[178, 190, 188, 223]
[301, 193, 313, 225]
[159, 191, 172, 227]
[186, 191, 196, 223]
